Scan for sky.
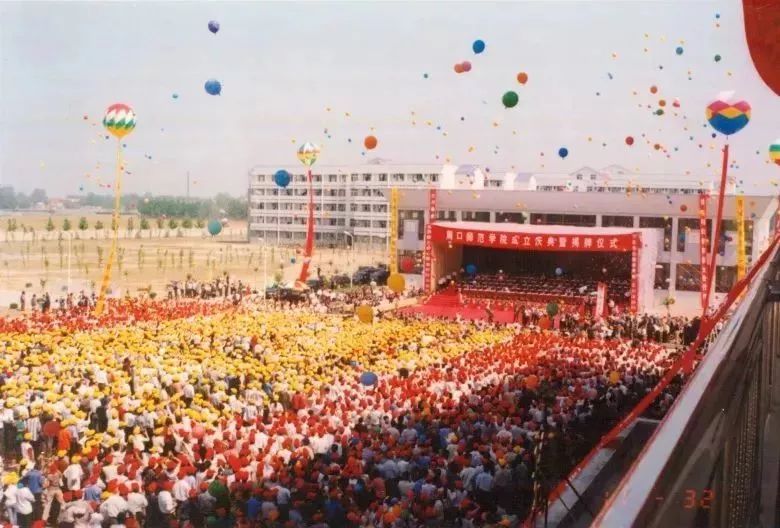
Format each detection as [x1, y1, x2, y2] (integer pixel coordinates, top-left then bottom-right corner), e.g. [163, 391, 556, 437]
[1, 0, 778, 198]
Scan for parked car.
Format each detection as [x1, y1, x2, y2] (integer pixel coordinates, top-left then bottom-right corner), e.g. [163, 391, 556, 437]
[306, 278, 325, 291]
[352, 266, 374, 285]
[369, 267, 390, 285]
[330, 274, 351, 288]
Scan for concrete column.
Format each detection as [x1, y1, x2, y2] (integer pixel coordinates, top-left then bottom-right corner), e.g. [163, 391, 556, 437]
[669, 217, 679, 293]
[595, 214, 603, 227]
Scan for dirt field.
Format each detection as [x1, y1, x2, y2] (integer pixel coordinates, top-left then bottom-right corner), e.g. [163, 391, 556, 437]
[0, 213, 388, 306]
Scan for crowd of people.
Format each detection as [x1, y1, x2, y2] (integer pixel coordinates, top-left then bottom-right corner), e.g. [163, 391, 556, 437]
[0, 282, 694, 528]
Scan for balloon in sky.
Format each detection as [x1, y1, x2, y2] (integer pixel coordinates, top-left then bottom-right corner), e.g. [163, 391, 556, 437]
[675, 46, 684, 55]
[769, 139, 780, 166]
[706, 96, 751, 135]
[387, 273, 405, 294]
[516, 72, 528, 85]
[454, 63, 464, 74]
[296, 142, 321, 167]
[714, 54, 722, 62]
[554, 267, 563, 276]
[364, 135, 378, 150]
[472, 39, 485, 54]
[360, 372, 378, 386]
[204, 79, 222, 95]
[102, 103, 136, 139]
[558, 147, 569, 159]
[207, 219, 223, 236]
[461, 61, 472, 72]
[356, 304, 374, 324]
[172, 93, 179, 99]
[208, 20, 220, 33]
[465, 264, 477, 275]
[625, 136, 634, 146]
[273, 169, 291, 188]
[502, 91, 519, 108]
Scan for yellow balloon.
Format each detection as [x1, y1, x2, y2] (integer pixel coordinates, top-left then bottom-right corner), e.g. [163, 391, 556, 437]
[609, 371, 620, 384]
[356, 304, 374, 323]
[387, 273, 405, 294]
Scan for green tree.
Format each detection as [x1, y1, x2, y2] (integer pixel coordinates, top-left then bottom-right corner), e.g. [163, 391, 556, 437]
[78, 217, 89, 230]
[140, 217, 150, 230]
[182, 218, 193, 229]
[94, 220, 104, 230]
[6, 219, 18, 232]
[195, 218, 205, 228]
[156, 217, 164, 229]
[46, 217, 55, 232]
[62, 218, 72, 231]
[127, 216, 135, 231]
[168, 218, 178, 229]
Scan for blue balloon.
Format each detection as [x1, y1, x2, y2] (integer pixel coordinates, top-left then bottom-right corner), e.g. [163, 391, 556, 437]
[558, 147, 569, 159]
[555, 267, 563, 276]
[208, 20, 220, 34]
[172, 93, 179, 99]
[675, 46, 684, 55]
[465, 264, 477, 275]
[290, 257, 296, 264]
[273, 169, 291, 188]
[204, 79, 222, 96]
[472, 39, 485, 54]
[360, 372, 378, 386]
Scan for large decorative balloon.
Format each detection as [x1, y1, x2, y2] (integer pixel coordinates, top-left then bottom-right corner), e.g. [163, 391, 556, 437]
[356, 304, 373, 323]
[706, 96, 751, 136]
[387, 273, 405, 294]
[516, 72, 528, 85]
[360, 372, 378, 386]
[558, 147, 569, 159]
[208, 20, 220, 34]
[204, 79, 222, 96]
[502, 91, 519, 108]
[364, 135, 378, 150]
[207, 219, 223, 236]
[465, 264, 477, 275]
[472, 39, 485, 54]
[102, 103, 136, 139]
[296, 142, 321, 167]
[273, 169, 291, 188]
[769, 139, 780, 166]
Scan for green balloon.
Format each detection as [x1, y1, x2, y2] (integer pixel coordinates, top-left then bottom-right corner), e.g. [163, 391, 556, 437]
[546, 302, 559, 317]
[502, 91, 519, 108]
[207, 219, 223, 236]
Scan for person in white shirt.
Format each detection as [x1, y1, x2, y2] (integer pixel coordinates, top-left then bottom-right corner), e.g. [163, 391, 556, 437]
[64, 459, 85, 490]
[99, 492, 128, 523]
[4, 481, 18, 525]
[14, 481, 36, 528]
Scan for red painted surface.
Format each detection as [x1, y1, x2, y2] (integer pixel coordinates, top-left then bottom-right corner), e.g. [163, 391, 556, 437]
[743, 0, 780, 95]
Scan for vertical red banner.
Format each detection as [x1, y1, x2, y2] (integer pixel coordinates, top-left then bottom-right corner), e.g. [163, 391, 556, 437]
[596, 282, 607, 320]
[630, 234, 639, 314]
[698, 193, 709, 310]
[422, 189, 437, 293]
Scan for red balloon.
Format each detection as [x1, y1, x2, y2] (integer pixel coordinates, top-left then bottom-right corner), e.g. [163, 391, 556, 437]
[680, 204, 688, 212]
[192, 425, 205, 439]
[454, 63, 464, 73]
[461, 61, 472, 72]
[625, 136, 634, 146]
[400, 256, 415, 273]
[364, 135, 378, 150]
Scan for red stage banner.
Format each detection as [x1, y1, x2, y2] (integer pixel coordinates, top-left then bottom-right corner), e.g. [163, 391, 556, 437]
[698, 193, 709, 310]
[596, 282, 607, 320]
[422, 189, 437, 293]
[430, 224, 635, 252]
[630, 234, 639, 314]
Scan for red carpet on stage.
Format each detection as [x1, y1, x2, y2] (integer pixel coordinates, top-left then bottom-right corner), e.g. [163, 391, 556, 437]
[401, 288, 519, 323]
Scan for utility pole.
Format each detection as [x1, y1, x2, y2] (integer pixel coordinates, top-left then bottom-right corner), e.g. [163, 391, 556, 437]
[186, 172, 190, 200]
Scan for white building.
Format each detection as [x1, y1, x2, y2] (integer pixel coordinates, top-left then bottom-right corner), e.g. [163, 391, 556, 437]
[248, 161, 778, 303]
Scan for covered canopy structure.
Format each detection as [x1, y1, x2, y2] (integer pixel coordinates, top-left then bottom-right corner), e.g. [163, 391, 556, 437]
[425, 221, 660, 313]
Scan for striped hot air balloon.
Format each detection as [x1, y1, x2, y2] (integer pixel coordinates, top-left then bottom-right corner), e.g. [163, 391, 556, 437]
[103, 103, 136, 139]
[296, 142, 321, 167]
[705, 96, 751, 136]
[770, 139, 780, 166]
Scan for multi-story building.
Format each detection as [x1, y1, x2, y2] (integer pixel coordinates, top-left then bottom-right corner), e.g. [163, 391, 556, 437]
[248, 160, 778, 301]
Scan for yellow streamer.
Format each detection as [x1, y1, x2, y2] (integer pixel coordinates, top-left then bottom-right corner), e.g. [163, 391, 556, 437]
[94, 140, 123, 315]
[736, 195, 745, 279]
[389, 188, 399, 273]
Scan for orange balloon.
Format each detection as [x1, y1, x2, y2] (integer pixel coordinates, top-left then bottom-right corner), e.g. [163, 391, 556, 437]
[526, 374, 539, 390]
[364, 135, 378, 150]
[658, 99, 666, 107]
[516, 72, 528, 85]
[650, 85, 658, 94]
[454, 63, 464, 74]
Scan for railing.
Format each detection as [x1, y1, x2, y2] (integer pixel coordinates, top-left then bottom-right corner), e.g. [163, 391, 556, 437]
[593, 238, 780, 527]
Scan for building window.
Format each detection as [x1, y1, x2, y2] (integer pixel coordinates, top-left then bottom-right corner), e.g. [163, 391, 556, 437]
[495, 212, 526, 224]
[675, 263, 701, 291]
[678, 218, 712, 253]
[640, 217, 673, 252]
[437, 210, 456, 221]
[462, 211, 490, 222]
[654, 263, 670, 289]
[602, 215, 633, 228]
[715, 266, 737, 293]
[530, 214, 596, 227]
